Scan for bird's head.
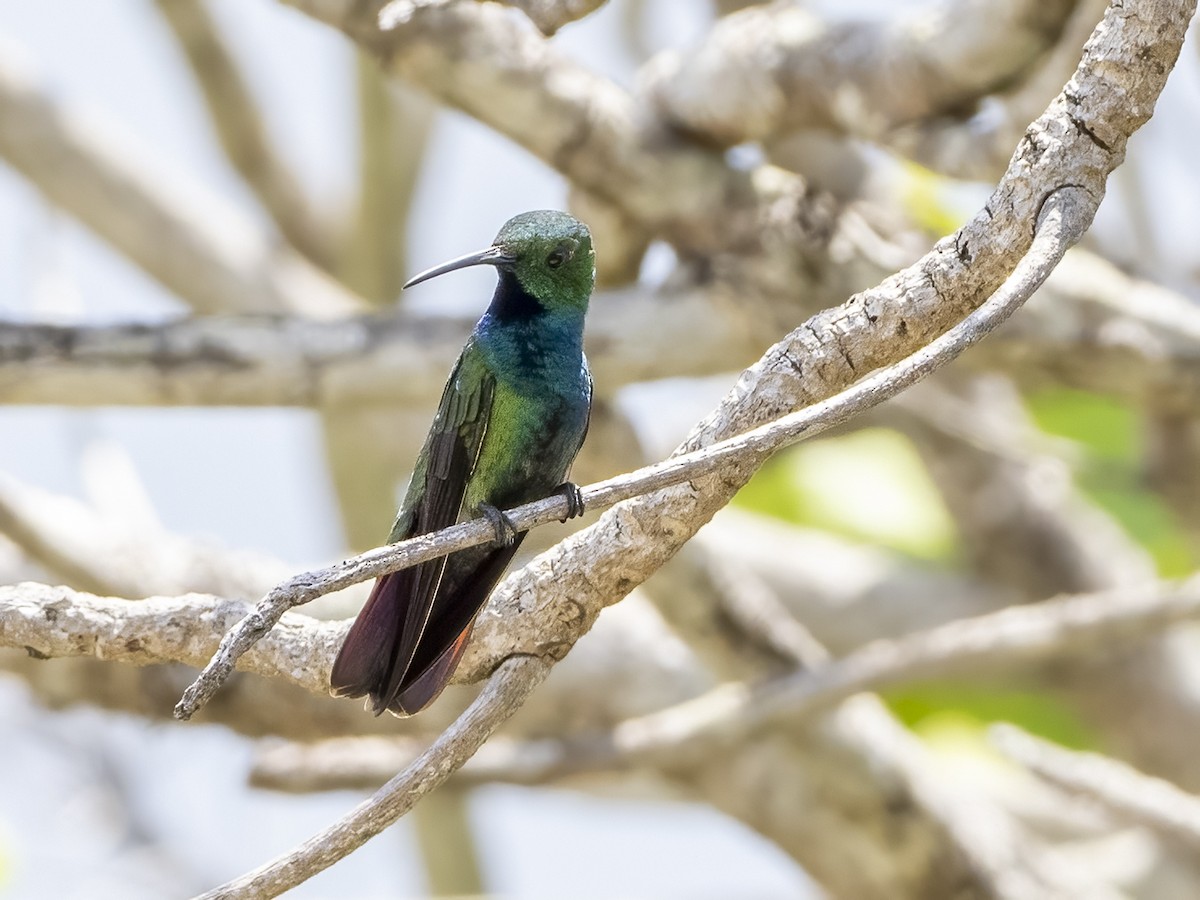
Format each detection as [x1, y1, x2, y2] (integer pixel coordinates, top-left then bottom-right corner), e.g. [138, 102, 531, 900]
[404, 210, 595, 313]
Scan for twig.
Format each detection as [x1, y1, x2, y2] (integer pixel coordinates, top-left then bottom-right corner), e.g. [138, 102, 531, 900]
[991, 724, 1200, 854]
[608, 578, 1200, 766]
[153, 0, 336, 268]
[193, 655, 549, 899]
[174, 183, 1090, 721]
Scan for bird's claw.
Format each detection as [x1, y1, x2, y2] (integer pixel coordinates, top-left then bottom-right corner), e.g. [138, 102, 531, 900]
[479, 503, 519, 547]
[554, 482, 586, 522]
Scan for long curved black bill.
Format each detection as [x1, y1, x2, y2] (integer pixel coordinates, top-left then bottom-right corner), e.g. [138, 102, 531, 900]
[403, 246, 514, 290]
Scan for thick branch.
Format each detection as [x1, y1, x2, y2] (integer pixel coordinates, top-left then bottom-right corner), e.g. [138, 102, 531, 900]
[0, 583, 339, 694]
[7, 246, 1200, 418]
[248, 577, 1200, 791]
[893, 0, 1107, 179]
[646, 0, 1077, 146]
[0, 285, 755, 407]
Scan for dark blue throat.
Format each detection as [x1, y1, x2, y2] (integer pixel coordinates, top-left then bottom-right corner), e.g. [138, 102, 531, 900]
[479, 272, 585, 384]
[490, 270, 545, 324]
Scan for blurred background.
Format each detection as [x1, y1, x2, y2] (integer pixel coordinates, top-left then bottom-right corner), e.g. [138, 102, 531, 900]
[2, 1, 1200, 897]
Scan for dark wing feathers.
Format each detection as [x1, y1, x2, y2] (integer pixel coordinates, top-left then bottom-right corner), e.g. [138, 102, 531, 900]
[392, 534, 527, 714]
[329, 350, 495, 714]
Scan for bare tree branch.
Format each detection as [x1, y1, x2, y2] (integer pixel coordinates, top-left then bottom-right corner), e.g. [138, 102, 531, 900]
[3, 0, 1193, 895]
[153, 6, 1195, 884]
[0, 47, 362, 317]
[448, 0, 1189, 692]
[892, 0, 1108, 178]
[7, 241, 1200, 423]
[283, 0, 801, 255]
[253, 574, 1200, 791]
[3, 590, 705, 741]
[174, 180, 1089, 721]
[8, 573, 1200, 798]
[153, 0, 337, 268]
[0, 285, 756, 407]
[609, 579, 1200, 766]
[176, 171, 1092, 890]
[645, 0, 1078, 146]
[0, 583, 339, 694]
[497, 0, 608, 36]
[992, 724, 1200, 854]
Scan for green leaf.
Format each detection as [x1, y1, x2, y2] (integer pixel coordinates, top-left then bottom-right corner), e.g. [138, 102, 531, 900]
[733, 428, 958, 561]
[1027, 387, 1195, 576]
[1026, 388, 1137, 464]
[886, 682, 1097, 751]
[899, 160, 971, 237]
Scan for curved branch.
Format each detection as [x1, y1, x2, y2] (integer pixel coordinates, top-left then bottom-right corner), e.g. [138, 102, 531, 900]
[174, 182, 1087, 721]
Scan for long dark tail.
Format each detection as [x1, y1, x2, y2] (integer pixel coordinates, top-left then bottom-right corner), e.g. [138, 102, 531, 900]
[329, 572, 406, 708]
[330, 536, 526, 716]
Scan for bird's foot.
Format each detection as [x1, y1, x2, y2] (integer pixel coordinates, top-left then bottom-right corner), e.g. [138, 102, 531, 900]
[479, 503, 519, 547]
[553, 482, 586, 522]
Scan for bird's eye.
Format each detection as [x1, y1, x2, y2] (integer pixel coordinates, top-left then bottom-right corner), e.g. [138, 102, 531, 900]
[546, 247, 569, 269]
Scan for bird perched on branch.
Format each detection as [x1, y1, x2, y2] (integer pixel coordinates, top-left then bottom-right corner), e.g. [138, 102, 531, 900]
[330, 210, 595, 716]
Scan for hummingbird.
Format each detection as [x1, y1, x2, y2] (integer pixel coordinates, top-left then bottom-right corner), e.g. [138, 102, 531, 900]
[330, 210, 595, 716]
